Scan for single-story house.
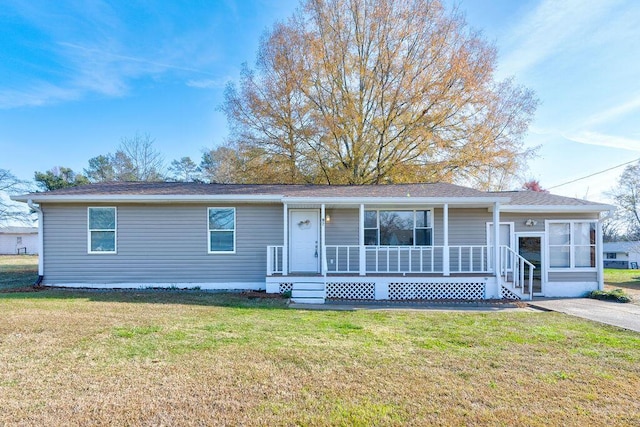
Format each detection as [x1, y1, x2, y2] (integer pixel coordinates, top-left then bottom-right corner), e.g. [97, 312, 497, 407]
[12, 182, 613, 303]
[0, 226, 38, 255]
[603, 241, 640, 269]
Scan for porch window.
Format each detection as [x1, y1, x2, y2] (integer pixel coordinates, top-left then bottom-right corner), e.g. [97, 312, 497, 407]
[364, 210, 432, 246]
[208, 208, 235, 253]
[88, 207, 116, 253]
[548, 220, 596, 269]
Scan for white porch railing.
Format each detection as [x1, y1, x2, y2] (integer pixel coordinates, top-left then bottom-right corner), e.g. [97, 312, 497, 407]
[266, 245, 284, 275]
[325, 245, 360, 273]
[269, 245, 492, 275]
[499, 245, 535, 299]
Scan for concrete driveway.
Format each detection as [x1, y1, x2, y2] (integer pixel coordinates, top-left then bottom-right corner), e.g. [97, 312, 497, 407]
[530, 298, 640, 332]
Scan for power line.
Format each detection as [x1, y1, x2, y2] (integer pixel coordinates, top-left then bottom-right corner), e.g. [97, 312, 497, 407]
[547, 156, 640, 190]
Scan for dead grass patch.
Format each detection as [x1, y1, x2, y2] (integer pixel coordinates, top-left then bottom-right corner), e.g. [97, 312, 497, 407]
[1, 289, 639, 425]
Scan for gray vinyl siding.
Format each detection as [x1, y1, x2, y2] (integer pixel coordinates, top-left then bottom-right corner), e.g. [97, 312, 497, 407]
[325, 208, 358, 245]
[499, 212, 599, 233]
[446, 208, 488, 246]
[42, 203, 282, 285]
[548, 271, 598, 282]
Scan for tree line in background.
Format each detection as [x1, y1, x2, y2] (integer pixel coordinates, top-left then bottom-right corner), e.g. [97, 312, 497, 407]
[1, 0, 638, 239]
[30, 133, 231, 191]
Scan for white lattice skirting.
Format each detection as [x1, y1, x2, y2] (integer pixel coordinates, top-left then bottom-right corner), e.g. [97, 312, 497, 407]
[278, 282, 293, 294]
[500, 286, 521, 300]
[388, 282, 484, 300]
[268, 276, 495, 300]
[326, 282, 375, 300]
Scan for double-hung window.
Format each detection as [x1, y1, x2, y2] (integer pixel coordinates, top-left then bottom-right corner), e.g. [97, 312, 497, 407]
[364, 210, 432, 246]
[548, 220, 597, 269]
[208, 208, 235, 253]
[88, 207, 117, 253]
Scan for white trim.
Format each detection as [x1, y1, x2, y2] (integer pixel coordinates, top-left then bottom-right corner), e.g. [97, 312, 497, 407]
[486, 222, 515, 251]
[14, 194, 511, 205]
[14, 194, 282, 203]
[491, 202, 500, 298]
[42, 281, 265, 290]
[364, 208, 434, 246]
[498, 205, 613, 213]
[596, 220, 604, 291]
[207, 207, 236, 254]
[321, 204, 326, 276]
[443, 204, 449, 277]
[282, 203, 288, 276]
[283, 196, 510, 205]
[87, 207, 117, 254]
[545, 219, 598, 272]
[359, 204, 366, 276]
[515, 231, 546, 296]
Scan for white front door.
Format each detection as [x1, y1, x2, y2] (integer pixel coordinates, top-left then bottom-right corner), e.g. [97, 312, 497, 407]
[289, 209, 320, 273]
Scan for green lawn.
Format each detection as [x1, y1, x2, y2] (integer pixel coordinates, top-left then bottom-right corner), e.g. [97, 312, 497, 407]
[0, 255, 39, 291]
[1, 257, 639, 424]
[0, 289, 638, 425]
[604, 268, 640, 304]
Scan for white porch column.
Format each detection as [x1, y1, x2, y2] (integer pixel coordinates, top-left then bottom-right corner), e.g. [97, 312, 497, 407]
[282, 203, 288, 276]
[492, 202, 501, 298]
[443, 204, 450, 276]
[321, 204, 327, 277]
[359, 204, 366, 276]
[597, 218, 604, 290]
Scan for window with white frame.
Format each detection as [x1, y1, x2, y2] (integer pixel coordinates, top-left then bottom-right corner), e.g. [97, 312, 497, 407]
[548, 220, 597, 269]
[606, 253, 617, 260]
[208, 208, 235, 253]
[364, 210, 432, 246]
[486, 222, 513, 249]
[88, 207, 116, 253]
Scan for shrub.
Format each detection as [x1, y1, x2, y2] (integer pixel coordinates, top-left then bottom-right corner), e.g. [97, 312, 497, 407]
[587, 289, 632, 303]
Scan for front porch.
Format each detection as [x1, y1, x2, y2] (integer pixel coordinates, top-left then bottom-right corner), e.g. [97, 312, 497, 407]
[264, 201, 535, 303]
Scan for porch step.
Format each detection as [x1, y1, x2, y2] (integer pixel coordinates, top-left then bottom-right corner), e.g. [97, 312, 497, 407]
[291, 281, 326, 304]
[292, 289, 325, 298]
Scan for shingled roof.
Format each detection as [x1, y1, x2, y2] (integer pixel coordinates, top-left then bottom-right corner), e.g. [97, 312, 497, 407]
[13, 181, 612, 209]
[16, 181, 496, 199]
[488, 190, 611, 207]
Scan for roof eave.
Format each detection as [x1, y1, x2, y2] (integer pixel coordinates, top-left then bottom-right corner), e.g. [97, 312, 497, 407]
[497, 204, 615, 213]
[11, 194, 283, 203]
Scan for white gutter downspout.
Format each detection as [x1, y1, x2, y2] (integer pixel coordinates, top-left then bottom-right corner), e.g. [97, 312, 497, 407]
[27, 199, 44, 282]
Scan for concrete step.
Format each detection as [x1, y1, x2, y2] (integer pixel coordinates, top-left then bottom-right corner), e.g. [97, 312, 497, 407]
[292, 289, 325, 298]
[292, 282, 326, 291]
[291, 297, 326, 304]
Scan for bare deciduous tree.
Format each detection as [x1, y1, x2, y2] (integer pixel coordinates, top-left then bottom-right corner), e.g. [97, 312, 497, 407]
[222, 0, 538, 187]
[0, 169, 33, 224]
[84, 133, 165, 182]
[609, 161, 640, 239]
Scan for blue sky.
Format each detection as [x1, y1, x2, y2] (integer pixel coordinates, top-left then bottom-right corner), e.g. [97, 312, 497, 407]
[1, 0, 639, 203]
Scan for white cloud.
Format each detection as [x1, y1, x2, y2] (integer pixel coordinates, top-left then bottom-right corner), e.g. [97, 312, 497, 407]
[186, 78, 229, 89]
[0, 82, 81, 109]
[499, 0, 621, 77]
[564, 131, 640, 152]
[582, 95, 640, 128]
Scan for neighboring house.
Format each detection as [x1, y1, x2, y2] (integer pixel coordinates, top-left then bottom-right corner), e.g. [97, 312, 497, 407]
[12, 182, 613, 303]
[603, 241, 640, 269]
[0, 226, 38, 255]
